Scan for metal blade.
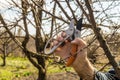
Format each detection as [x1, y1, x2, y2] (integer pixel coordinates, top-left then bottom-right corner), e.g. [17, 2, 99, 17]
[76, 18, 82, 31]
[69, 19, 74, 28]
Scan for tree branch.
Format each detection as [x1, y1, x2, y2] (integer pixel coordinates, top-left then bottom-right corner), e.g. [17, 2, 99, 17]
[54, 0, 71, 20]
[84, 0, 120, 78]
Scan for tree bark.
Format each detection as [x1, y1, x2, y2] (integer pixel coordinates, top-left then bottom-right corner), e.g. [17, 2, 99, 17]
[1, 43, 7, 66]
[84, 0, 120, 78]
[1, 0, 46, 79]
[31, 0, 46, 80]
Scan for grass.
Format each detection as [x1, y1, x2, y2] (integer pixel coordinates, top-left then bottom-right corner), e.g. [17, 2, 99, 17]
[0, 57, 37, 80]
[0, 56, 116, 80]
[47, 64, 74, 74]
[0, 56, 73, 80]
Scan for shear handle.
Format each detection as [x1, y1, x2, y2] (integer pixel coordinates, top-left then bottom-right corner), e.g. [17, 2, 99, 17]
[44, 35, 71, 54]
[44, 19, 75, 55]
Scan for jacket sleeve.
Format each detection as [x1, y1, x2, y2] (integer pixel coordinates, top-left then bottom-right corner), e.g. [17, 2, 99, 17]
[95, 70, 119, 80]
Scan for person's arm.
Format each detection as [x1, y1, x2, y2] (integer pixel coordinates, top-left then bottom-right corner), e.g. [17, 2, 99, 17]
[53, 36, 117, 80]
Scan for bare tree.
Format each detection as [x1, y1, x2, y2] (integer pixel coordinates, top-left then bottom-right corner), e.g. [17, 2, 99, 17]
[0, 28, 10, 66]
[0, 0, 46, 79]
[0, 0, 120, 79]
[84, 0, 120, 77]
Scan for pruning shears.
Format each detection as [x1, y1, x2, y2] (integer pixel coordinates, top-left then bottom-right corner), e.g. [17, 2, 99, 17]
[44, 18, 82, 66]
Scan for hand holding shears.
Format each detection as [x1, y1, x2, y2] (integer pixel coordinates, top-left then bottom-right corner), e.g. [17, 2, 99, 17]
[44, 18, 82, 66]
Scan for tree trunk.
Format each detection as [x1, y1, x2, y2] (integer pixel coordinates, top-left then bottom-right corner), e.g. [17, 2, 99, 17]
[84, 0, 120, 78]
[37, 56, 46, 80]
[38, 69, 46, 80]
[32, 0, 46, 80]
[1, 43, 7, 66]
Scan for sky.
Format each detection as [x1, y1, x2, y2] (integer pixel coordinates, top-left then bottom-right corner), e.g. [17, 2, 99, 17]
[0, 0, 120, 35]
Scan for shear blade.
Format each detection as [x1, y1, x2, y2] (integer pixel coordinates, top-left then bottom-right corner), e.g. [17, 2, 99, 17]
[69, 19, 74, 28]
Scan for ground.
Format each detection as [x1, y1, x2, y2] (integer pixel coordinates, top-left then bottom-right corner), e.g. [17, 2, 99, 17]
[12, 72, 79, 80]
[0, 55, 120, 80]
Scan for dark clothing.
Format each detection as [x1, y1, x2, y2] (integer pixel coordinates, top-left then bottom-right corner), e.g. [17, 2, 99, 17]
[80, 69, 120, 80]
[94, 62, 120, 80]
[95, 71, 119, 80]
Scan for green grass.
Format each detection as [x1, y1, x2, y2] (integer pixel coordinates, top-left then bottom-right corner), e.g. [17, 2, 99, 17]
[0, 56, 74, 80]
[0, 57, 37, 80]
[0, 56, 114, 80]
